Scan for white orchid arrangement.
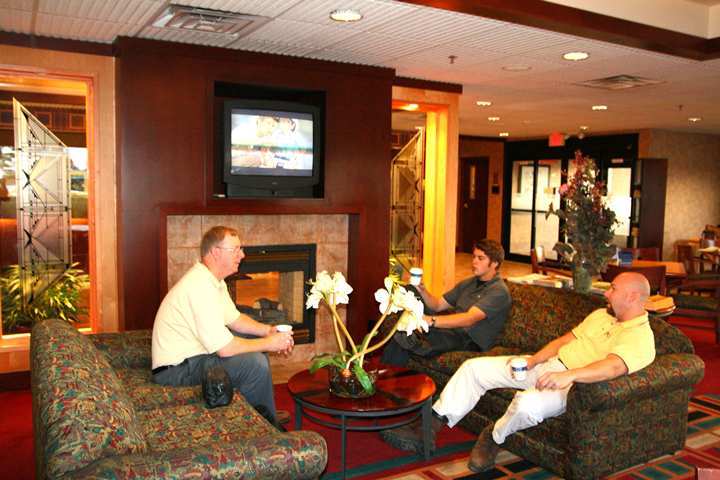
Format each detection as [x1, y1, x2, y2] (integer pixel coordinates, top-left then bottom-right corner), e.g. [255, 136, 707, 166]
[306, 271, 427, 394]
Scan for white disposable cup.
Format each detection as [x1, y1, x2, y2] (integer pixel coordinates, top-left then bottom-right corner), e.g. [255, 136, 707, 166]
[510, 357, 528, 381]
[409, 267, 423, 286]
[276, 324, 293, 333]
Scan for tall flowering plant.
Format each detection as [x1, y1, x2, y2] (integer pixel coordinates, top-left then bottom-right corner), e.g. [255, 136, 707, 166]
[547, 150, 618, 292]
[306, 271, 426, 395]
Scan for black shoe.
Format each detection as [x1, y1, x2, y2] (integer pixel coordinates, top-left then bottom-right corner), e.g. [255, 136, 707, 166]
[253, 404, 287, 432]
[380, 414, 444, 454]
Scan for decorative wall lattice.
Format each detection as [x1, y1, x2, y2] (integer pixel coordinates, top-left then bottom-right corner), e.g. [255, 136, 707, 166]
[390, 129, 424, 270]
[13, 99, 72, 305]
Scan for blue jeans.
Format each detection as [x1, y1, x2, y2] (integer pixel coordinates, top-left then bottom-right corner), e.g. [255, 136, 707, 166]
[153, 349, 276, 418]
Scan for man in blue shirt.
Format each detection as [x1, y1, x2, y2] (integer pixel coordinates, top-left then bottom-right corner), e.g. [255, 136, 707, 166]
[382, 239, 512, 366]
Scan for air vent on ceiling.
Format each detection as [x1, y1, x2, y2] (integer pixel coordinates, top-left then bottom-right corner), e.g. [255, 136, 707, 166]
[151, 4, 269, 37]
[574, 74, 665, 90]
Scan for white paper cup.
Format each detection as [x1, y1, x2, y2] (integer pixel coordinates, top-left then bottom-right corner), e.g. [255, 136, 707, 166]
[276, 324, 293, 333]
[409, 267, 423, 286]
[510, 357, 528, 381]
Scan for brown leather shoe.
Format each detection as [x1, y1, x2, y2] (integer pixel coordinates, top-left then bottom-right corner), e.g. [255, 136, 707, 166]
[468, 425, 500, 472]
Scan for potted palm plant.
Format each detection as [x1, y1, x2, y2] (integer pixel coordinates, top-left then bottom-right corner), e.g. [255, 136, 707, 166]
[1, 263, 89, 334]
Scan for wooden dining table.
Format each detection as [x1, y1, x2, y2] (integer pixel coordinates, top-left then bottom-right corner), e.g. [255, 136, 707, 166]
[631, 260, 687, 279]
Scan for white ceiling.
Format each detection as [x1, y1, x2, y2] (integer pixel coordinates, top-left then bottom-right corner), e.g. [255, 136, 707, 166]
[1, 0, 719, 138]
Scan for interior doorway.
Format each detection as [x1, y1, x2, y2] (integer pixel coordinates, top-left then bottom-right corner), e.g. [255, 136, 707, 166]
[0, 73, 94, 335]
[459, 156, 488, 252]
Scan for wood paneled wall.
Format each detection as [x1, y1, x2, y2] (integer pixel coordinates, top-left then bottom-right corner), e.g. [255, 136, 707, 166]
[115, 38, 393, 338]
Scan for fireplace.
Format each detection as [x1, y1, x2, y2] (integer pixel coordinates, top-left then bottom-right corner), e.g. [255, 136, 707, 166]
[226, 244, 316, 344]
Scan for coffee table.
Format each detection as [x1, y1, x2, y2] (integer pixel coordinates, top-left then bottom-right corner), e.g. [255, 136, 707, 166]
[287, 366, 436, 479]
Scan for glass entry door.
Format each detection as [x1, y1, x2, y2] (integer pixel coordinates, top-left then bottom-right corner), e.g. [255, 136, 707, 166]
[508, 159, 562, 260]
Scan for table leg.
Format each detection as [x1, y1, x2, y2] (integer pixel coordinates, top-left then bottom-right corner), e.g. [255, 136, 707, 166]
[294, 398, 302, 430]
[421, 398, 432, 460]
[341, 413, 347, 480]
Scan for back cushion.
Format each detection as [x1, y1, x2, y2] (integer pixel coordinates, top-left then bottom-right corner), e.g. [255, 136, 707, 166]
[502, 284, 606, 352]
[31, 320, 147, 478]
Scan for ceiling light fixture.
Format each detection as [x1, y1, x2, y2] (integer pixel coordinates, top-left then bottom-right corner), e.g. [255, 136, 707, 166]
[476, 100, 492, 107]
[562, 51, 589, 61]
[502, 64, 532, 72]
[499, 132, 509, 137]
[488, 116, 500, 122]
[579, 125, 589, 131]
[329, 9, 363, 22]
[592, 105, 608, 111]
[399, 103, 419, 111]
[688, 117, 702, 123]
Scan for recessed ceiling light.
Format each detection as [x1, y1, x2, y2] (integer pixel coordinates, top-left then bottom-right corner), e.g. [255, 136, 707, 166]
[499, 132, 509, 137]
[488, 116, 500, 122]
[329, 9, 363, 22]
[688, 117, 702, 122]
[502, 64, 532, 72]
[563, 51, 590, 61]
[476, 100, 492, 107]
[399, 103, 419, 111]
[592, 105, 608, 111]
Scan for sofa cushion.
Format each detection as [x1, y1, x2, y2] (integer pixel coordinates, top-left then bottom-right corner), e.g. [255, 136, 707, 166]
[31, 320, 148, 478]
[139, 393, 277, 451]
[502, 284, 607, 352]
[91, 329, 152, 369]
[115, 367, 203, 410]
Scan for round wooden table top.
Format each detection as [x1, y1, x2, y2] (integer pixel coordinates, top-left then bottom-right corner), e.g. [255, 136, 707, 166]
[287, 366, 436, 414]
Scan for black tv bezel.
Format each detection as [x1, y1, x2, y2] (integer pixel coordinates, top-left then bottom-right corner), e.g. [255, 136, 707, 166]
[223, 98, 323, 198]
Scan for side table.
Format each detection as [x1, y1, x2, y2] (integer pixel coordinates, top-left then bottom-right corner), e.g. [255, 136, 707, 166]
[287, 366, 436, 479]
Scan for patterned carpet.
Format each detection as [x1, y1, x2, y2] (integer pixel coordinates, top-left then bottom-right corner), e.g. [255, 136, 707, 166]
[333, 394, 720, 480]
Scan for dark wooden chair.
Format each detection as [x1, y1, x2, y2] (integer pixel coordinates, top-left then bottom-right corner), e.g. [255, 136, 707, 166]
[601, 264, 667, 295]
[671, 278, 720, 343]
[530, 246, 571, 277]
[618, 247, 661, 261]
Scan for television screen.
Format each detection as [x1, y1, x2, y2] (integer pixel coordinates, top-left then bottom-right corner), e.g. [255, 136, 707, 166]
[229, 109, 314, 177]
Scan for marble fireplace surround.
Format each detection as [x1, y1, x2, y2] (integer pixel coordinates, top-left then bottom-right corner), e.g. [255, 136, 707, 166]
[165, 214, 349, 364]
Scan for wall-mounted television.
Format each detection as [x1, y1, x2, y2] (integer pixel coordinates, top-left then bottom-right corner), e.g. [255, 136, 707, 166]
[223, 99, 323, 198]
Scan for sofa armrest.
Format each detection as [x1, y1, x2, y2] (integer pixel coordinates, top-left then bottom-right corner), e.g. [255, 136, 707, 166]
[68, 430, 328, 480]
[89, 330, 153, 370]
[566, 353, 705, 412]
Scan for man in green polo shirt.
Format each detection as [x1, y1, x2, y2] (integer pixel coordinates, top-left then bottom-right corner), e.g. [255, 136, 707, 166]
[383, 272, 655, 473]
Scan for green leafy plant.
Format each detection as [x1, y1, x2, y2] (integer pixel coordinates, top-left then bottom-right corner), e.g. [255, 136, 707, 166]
[1, 263, 89, 334]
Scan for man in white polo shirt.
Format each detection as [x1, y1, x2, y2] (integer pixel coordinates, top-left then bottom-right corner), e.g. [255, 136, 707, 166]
[383, 272, 655, 473]
[152, 226, 293, 424]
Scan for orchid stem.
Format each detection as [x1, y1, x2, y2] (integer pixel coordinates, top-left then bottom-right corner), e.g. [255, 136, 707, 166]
[345, 318, 399, 369]
[328, 303, 357, 355]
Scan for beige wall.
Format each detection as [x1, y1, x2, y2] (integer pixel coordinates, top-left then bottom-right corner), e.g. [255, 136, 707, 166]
[639, 129, 720, 259]
[458, 138, 504, 243]
[0, 46, 118, 369]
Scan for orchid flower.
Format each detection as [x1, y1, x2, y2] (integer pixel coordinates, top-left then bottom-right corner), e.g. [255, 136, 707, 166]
[307, 271, 429, 395]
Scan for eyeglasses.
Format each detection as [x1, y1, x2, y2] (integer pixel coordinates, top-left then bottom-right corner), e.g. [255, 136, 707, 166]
[216, 246, 244, 254]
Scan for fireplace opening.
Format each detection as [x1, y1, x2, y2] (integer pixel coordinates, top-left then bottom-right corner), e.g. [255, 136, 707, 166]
[226, 244, 316, 344]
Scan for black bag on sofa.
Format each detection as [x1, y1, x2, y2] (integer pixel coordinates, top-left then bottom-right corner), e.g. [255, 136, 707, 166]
[202, 364, 233, 408]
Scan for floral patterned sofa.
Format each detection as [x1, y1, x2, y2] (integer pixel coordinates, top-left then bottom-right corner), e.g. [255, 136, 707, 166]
[406, 283, 705, 479]
[31, 319, 328, 479]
